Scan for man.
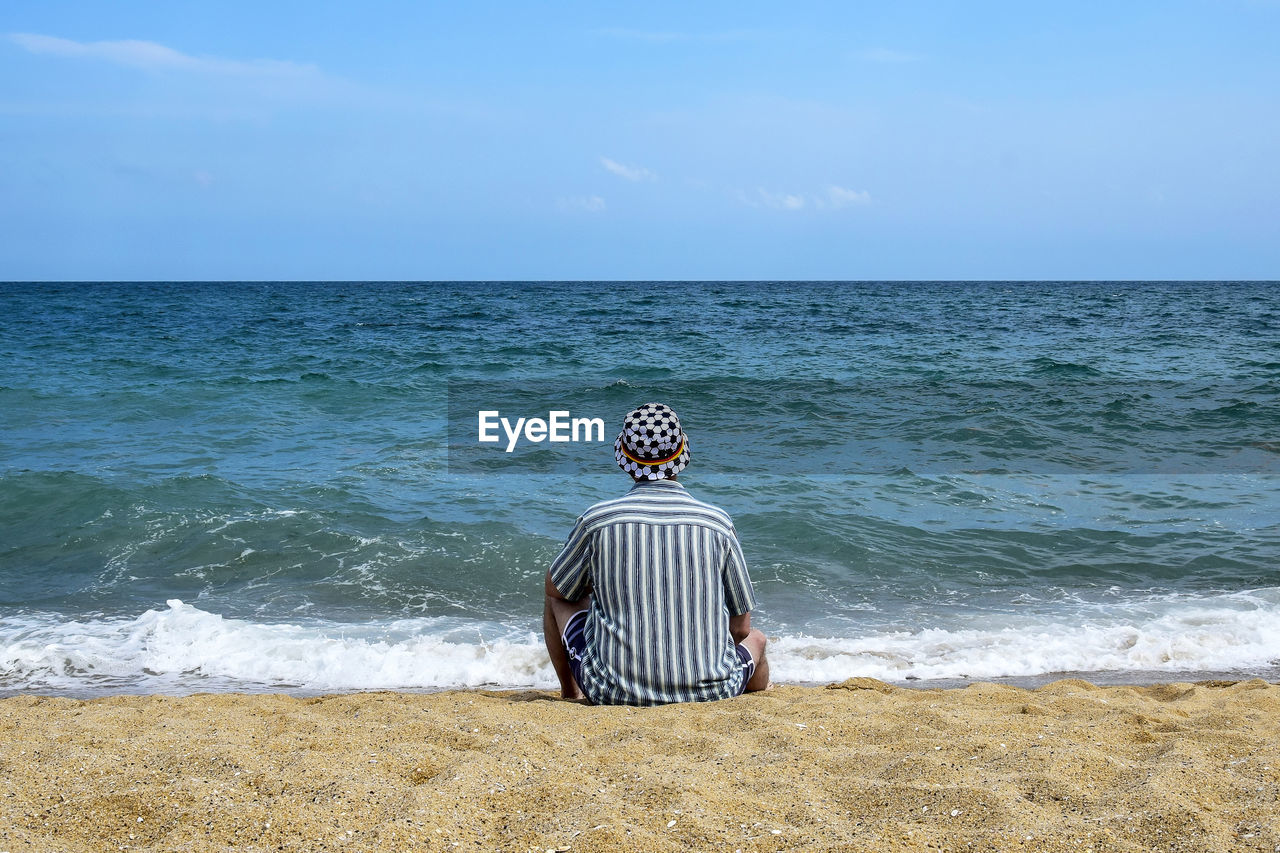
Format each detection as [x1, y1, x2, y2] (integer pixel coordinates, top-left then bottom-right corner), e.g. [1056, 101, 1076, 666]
[542, 402, 770, 705]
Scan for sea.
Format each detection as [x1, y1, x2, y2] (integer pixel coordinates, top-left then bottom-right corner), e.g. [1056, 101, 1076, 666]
[2, 281, 1278, 697]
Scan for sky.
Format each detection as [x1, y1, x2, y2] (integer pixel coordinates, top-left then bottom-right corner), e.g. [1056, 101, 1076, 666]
[1, 1, 1278, 280]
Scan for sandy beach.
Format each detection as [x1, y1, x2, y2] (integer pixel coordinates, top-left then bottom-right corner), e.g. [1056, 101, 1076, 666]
[0, 679, 1276, 852]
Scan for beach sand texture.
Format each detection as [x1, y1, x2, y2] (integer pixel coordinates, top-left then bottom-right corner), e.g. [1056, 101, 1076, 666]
[1, 679, 1277, 852]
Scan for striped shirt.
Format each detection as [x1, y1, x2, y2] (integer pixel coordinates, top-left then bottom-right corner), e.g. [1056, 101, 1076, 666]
[548, 479, 757, 706]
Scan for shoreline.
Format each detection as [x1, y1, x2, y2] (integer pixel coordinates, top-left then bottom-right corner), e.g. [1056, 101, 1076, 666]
[6, 666, 1279, 701]
[3, 678, 1278, 852]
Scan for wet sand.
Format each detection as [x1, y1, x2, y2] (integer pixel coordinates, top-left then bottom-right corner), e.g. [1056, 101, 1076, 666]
[1, 678, 1278, 852]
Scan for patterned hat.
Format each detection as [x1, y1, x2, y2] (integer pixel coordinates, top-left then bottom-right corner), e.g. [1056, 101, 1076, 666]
[615, 402, 691, 481]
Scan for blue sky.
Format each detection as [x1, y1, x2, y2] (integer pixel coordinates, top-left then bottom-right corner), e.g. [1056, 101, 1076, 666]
[2, 1, 1278, 280]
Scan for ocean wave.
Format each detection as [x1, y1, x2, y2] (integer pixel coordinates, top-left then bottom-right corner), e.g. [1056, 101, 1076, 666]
[0, 601, 553, 694]
[1027, 356, 1104, 377]
[773, 587, 1280, 682]
[3, 590, 1278, 696]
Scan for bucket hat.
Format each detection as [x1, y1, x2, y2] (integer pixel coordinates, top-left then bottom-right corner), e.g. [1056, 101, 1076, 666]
[614, 402, 690, 480]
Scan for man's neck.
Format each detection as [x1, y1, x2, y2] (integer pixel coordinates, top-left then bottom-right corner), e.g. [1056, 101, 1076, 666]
[631, 477, 683, 488]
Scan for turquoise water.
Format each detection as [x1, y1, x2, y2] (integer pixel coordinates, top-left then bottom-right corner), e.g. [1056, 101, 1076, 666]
[2, 281, 1278, 694]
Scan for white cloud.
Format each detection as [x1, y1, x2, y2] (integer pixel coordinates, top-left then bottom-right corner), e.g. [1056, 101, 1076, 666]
[738, 188, 806, 211]
[739, 185, 871, 211]
[6, 33, 320, 78]
[762, 190, 806, 210]
[824, 185, 872, 208]
[600, 157, 656, 182]
[558, 195, 606, 213]
[854, 47, 923, 63]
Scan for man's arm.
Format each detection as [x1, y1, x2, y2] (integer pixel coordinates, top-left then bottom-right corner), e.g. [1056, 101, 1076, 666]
[728, 609, 771, 692]
[722, 528, 769, 692]
[543, 516, 594, 701]
[543, 571, 590, 700]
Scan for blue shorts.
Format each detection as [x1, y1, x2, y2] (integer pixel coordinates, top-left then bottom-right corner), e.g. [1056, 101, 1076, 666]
[561, 610, 757, 697]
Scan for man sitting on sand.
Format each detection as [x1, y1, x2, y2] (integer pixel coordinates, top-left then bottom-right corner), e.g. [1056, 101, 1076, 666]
[543, 402, 770, 705]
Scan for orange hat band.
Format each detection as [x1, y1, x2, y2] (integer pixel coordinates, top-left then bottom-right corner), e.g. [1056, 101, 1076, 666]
[618, 437, 685, 467]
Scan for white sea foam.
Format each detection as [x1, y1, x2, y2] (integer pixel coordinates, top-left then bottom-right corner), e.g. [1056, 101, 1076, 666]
[2, 590, 1278, 695]
[0, 601, 555, 694]
[771, 587, 1280, 682]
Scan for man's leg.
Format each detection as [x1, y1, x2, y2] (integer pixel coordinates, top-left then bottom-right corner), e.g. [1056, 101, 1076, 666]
[739, 628, 771, 693]
[543, 593, 591, 700]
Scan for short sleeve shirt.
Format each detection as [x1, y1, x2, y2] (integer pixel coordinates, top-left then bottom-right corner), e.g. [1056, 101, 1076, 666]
[548, 479, 757, 706]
